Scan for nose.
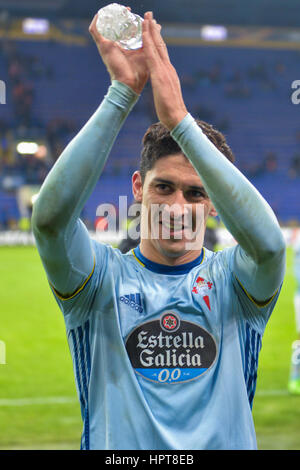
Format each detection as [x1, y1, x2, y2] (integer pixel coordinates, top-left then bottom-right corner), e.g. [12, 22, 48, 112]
[164, 190, 189, 220]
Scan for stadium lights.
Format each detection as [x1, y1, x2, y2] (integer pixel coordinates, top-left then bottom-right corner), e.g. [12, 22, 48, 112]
[22, 18, 49, 35]
[31, 193, 40, 205]
[17, 141, 39, 155]
[201, 25, 228, 41]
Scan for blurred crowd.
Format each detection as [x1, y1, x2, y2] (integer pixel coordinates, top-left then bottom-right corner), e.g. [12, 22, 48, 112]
[0, 37, 300, 230]
[0, 40, 79, 186]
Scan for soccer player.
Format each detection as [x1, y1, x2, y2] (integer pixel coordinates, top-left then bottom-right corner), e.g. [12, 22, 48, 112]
[288, 231, 300, 394]
[31, 12, 286, 449]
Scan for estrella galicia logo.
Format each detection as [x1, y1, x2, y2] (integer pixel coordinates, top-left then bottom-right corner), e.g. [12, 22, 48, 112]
[126, 312, 217, 384]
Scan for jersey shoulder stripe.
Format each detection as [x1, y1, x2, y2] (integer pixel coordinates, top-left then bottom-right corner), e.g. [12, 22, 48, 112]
[49, 256, 96, 301]
[235, 275, 279, 308]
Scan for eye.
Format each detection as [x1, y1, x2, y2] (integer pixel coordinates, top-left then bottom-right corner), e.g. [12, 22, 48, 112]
[156, 183, 172, 193]
[187, 190, 207, 200]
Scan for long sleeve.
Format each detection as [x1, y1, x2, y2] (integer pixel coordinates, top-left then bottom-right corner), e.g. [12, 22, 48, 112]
[32, 81, 139, 297]
[171, 113, 286, 302]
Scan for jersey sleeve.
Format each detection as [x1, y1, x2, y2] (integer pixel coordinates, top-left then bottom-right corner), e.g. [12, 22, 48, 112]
[50, 240, 110, 327]
[219, 246, 282, 334]
[170, 114, 286, 304]
[32, 81, 139, 298]
[35, 218, 95, 301]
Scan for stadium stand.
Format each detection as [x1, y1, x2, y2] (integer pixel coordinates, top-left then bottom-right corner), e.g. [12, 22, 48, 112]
[0, 23, 300, 228]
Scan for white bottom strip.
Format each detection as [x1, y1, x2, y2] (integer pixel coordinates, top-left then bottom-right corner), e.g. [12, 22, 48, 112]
[0, 390, 291, 407]
[0, 396, 77, 406]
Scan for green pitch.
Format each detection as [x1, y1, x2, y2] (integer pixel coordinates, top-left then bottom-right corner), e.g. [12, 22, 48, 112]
[0, 244, 299, 450]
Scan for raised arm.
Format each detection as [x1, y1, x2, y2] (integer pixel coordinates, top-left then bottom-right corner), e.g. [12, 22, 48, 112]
[142, 12, 285, 303]
[31, 14, 149, 297]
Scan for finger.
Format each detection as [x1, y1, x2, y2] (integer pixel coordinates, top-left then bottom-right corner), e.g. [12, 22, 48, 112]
[89, 13, 107, 43]
[149, 16, 170, 62]
[89, 13, 113, 49]
[143, 12, 169, 63]
[142, 15, 161, 66]
[144, 11, 153, 20]
[143, 13, 160, 54]
[88, 14, 98, 38]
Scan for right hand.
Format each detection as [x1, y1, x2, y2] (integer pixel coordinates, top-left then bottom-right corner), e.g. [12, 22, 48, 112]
[89, 13, 149, 95]
[142, 12, 188, 129]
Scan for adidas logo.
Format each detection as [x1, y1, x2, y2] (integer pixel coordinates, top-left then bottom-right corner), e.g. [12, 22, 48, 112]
[120, 293, 143, 313]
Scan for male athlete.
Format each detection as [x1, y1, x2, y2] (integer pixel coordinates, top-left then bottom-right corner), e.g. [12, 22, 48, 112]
[32, 12, 286, 449]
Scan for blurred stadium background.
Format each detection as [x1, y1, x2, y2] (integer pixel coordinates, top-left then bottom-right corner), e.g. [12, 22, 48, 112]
[0, 0, 300, 450]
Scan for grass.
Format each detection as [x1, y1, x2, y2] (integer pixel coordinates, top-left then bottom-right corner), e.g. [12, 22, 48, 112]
[0, 246, 81, 449]
[253, 247, 300, 449]
[0, 245, 299, 450]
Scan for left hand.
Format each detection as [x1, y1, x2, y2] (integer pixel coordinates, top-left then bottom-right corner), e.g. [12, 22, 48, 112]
[142, 12, 188, 129]
[89, 12, 149, 95]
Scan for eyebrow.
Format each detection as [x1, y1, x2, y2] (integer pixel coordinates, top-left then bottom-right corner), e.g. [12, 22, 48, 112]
[152, 177, 206, 192]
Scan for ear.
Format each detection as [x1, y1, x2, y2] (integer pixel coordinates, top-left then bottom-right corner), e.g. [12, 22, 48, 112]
[209, 203, 218, 218]
[132, 171, 143, 202]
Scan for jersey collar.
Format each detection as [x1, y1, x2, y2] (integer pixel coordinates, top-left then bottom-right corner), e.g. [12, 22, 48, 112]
[132, 245, 205, 275]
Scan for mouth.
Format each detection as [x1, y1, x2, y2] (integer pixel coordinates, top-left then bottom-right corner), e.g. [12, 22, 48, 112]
[159, 220, 190, 239]
[160, 220, 185, 230]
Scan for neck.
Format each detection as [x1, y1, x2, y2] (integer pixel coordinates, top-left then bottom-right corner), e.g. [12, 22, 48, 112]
[139, 239, 203, 266]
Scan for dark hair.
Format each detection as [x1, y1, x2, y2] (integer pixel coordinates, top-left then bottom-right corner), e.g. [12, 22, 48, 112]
[140, 119, 235, 183]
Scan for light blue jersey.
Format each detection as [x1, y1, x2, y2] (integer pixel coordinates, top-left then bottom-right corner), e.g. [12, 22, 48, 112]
[32, 80, 285, 450]
[294, 234, 300, 291]
[52, 241, 280, 450]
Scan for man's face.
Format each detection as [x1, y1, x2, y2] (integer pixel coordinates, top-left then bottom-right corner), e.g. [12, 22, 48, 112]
[132, 153, 217, 263]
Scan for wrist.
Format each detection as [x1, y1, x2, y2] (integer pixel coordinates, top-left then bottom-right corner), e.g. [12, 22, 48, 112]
[106, 80, 140, 112]
[170, 113, 194, 139]
[163, 110, 189, 131]
[111, 77, 141, 95]
[111, 80, 140, 97]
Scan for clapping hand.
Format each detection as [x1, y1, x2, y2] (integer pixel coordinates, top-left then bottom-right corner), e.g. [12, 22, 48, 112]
[142, 11, 188, 130]
[89, 10, 149, 95]
[89, 10, 188, 129]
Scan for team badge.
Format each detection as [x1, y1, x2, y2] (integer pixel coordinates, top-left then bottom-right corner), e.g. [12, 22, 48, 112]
[126, 312, 217, 384]
[192, 276, 214, 311]
[192, 276, 213, 294]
